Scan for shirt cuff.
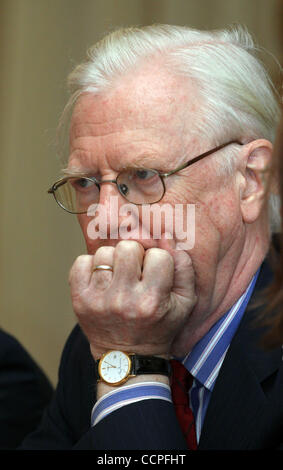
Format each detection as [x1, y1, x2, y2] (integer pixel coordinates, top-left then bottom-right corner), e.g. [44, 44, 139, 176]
[91, 382, 172, 426]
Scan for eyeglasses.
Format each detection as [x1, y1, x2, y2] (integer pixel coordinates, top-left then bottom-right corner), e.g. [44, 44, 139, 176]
[48, 140, 242, 214]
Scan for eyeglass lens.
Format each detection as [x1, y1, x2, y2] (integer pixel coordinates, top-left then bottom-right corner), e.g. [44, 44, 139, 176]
[54, 169, 165, 213]
[116, 169, 164, 205]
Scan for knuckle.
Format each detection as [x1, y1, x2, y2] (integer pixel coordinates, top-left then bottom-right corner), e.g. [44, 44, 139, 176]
[78, 254, 92, 264]
[68, 255, 87, 286]
[95, 246, 115, 259]
[117, 240, 134, 249]
[116, 240, 141, 255]
[69, 255, 91, 280]
[71, 291, 88, 315]
[72, 254, 91, 270]
[148, 247, 169, 257]
[110, 290, 128, 315]
[93, 296, 107, 316]
[137, 292, 160, 318]
[73, 290, 105, 317]
[147, 248, 173, 266]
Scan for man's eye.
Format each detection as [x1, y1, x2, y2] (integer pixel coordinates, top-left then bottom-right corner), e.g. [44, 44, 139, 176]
[135, 169, 156, 180]
[72, 178, 94, 189]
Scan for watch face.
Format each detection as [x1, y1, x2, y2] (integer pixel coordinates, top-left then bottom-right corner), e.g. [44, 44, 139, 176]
[99, 351, 131, 385]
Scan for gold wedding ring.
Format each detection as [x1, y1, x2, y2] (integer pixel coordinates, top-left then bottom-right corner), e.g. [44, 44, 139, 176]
[93, 264, 113, 273]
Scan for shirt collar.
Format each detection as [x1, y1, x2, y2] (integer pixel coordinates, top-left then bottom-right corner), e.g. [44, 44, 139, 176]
[179, 268, 260, 391]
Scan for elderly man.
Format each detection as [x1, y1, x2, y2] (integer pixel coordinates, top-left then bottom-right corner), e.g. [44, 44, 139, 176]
[22, 24, 282, 450]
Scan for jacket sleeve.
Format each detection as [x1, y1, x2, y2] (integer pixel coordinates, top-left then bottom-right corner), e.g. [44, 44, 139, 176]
[88, 400, 187, 450]
[19, 325, 186, 450]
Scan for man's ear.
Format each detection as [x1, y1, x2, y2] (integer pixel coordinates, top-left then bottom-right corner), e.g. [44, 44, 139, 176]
[240, 139, 273, 224]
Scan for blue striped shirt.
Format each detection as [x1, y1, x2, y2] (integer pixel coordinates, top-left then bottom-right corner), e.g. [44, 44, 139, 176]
[91, 269, 259, 441]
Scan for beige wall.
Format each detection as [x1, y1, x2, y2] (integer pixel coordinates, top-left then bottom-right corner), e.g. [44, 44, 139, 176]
[0, 0, 282, 385]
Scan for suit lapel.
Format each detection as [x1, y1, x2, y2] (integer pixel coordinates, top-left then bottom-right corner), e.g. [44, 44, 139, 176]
[198, 261, 282, 450]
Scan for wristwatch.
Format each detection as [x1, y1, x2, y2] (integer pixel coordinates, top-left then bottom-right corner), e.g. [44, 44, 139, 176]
[95, 350, 171, 386]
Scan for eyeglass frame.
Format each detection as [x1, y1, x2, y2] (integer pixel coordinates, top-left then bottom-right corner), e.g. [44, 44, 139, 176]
[48, 140, 243, 214]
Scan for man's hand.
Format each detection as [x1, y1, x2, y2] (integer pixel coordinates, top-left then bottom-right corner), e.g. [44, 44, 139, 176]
[69, 239, 196, 360]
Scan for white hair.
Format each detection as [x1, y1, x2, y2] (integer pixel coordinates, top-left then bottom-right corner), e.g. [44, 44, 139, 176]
[58, 24, 282, 231]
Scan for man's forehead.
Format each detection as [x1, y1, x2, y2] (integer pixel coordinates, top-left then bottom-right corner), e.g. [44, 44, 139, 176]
[70, 64, 199, 132]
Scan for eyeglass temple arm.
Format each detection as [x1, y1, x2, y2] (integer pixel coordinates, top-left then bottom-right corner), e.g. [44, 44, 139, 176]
[161, 140, 243, 178]
[47, 177, 71, 194]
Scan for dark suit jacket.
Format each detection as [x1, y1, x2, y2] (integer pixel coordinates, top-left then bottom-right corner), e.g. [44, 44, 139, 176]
[0, 329, 54, 449]
[20, 260, 283, 450]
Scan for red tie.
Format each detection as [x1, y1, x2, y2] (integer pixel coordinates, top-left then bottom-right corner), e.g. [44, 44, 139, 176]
[170, 359, 197, 450]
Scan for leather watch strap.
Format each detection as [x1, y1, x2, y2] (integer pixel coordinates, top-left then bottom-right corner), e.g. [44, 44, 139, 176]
[130, 355, 171, 376]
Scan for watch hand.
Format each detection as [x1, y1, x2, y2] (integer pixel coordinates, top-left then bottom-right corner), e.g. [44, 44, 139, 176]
[104, 361, 116, 368]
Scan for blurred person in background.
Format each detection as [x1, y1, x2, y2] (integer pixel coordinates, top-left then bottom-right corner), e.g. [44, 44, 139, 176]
[20, 24, 282, 450]
[0, 328, 53, 448]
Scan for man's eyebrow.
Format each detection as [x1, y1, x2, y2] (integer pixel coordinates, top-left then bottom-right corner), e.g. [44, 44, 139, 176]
[61, 155, 166, 175]
[129, 154, 157, 166]
[61, 167, 94, 177]
[127, 154, 171, 170]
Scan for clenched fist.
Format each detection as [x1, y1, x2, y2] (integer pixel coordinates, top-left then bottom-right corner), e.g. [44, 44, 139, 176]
[69, 239, 197, 360]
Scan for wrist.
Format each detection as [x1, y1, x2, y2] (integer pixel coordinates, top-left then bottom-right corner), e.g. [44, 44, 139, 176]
[95, 350, 171, 387]
[90, 345, 170, 361]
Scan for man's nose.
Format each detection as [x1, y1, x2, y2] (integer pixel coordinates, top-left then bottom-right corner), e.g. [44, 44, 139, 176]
[98, 180, 121, 206]
[96, 182, 140, 240]
[95, 182, 123, 237]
